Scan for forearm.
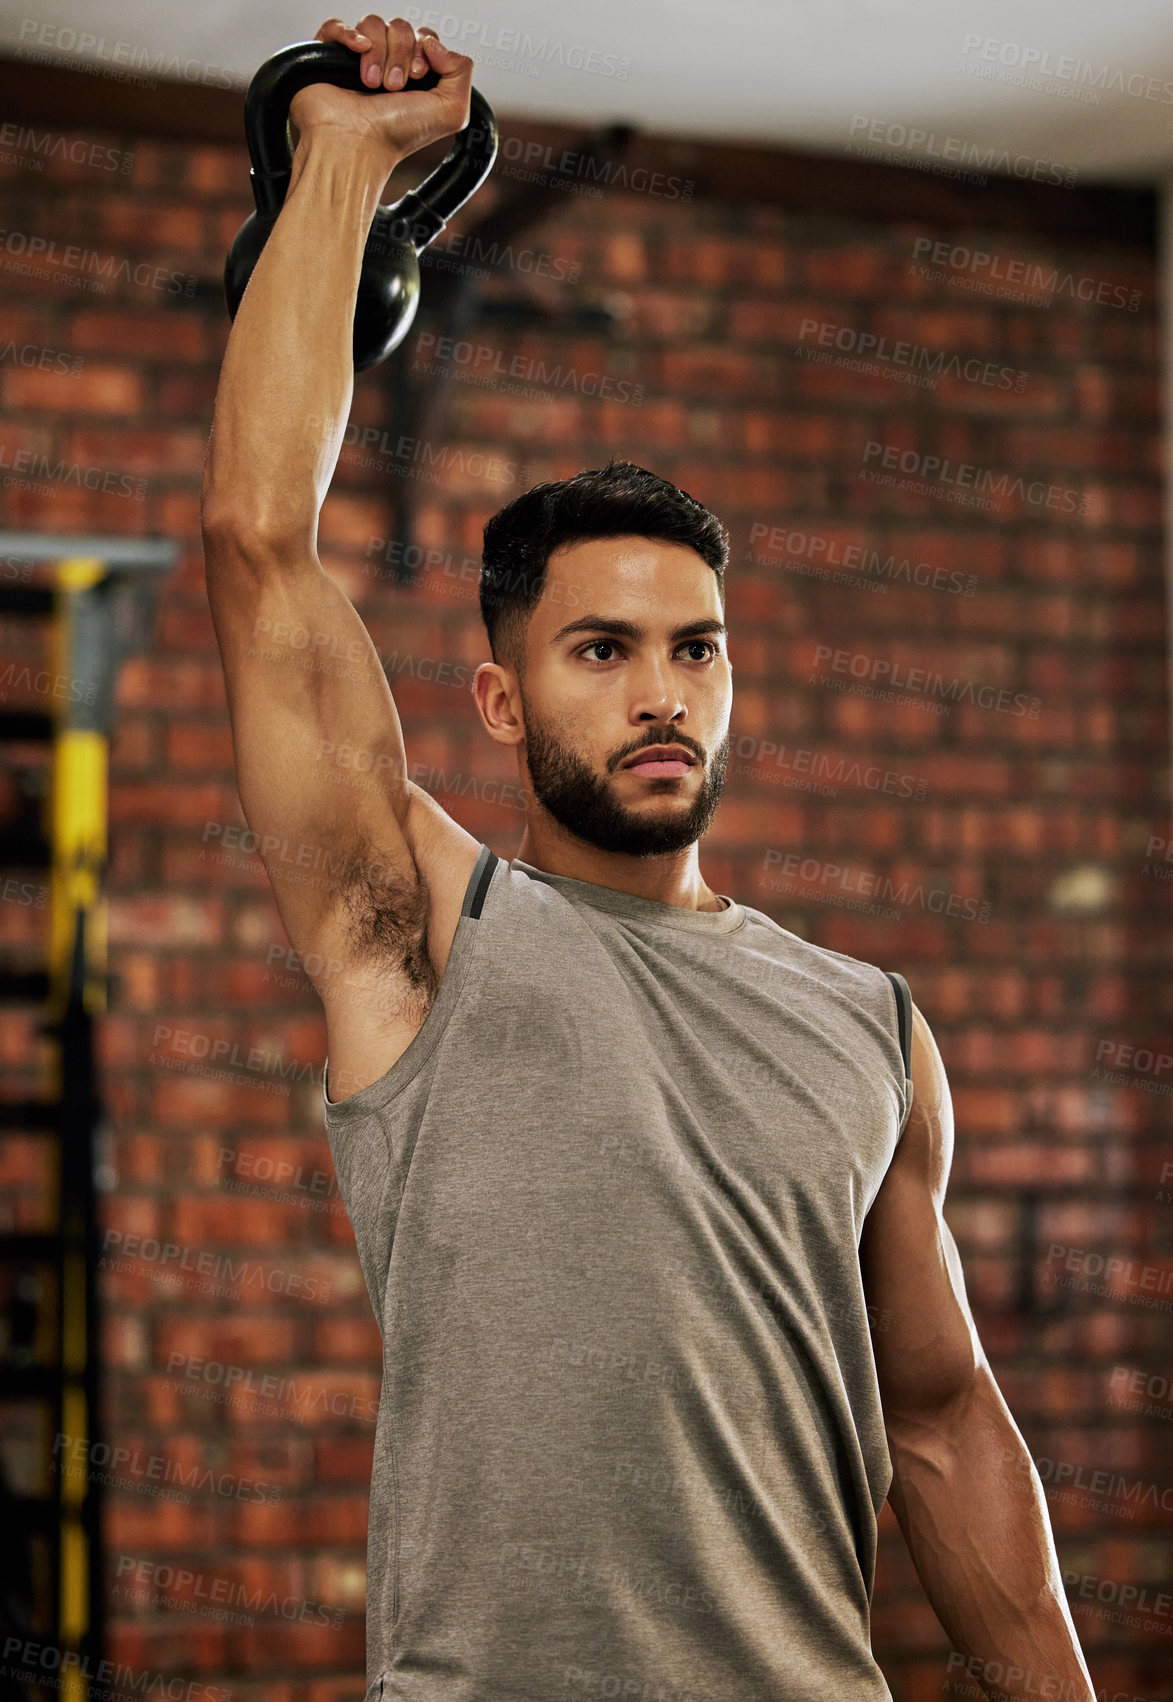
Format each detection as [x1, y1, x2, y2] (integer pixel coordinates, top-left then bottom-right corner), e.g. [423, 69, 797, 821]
[202, 132, 397, 543]
[885, 1366, 1095, 1702]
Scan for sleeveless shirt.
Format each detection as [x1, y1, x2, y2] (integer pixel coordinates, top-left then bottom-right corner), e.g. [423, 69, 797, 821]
[321, 843, 914, 1701]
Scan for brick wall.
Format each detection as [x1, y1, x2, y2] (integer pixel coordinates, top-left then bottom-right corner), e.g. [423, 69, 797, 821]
[0, 102, 1168, 1702]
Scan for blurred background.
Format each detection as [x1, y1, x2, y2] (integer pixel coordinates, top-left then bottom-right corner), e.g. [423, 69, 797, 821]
[0, 2, 1169, 1698]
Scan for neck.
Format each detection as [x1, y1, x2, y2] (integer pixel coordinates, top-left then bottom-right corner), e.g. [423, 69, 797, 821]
[513, 823, 725, 912]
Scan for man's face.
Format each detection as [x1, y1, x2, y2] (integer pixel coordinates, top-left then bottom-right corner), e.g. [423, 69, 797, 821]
[512, 536, 732, 857]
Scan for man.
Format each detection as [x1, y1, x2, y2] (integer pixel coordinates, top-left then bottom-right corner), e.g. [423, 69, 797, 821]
[201, 15, 1096, 1701]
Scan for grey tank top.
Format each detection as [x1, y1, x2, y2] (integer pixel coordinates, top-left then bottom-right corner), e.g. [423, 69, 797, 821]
[322, 844, 914, 1702]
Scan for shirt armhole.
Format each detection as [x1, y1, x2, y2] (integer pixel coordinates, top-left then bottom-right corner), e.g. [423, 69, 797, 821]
[883, 968, 914, 1132]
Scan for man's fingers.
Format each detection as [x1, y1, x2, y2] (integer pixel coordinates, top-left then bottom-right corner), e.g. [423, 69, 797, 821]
[309, 16, 461, 91]
[313, 17, 372, 48]
[410, 26, 436, 79]
[382, 17, 416, 90]
[354, 12, 391, 86]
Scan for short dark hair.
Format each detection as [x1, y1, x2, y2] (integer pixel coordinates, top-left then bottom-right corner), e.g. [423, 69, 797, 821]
[479, 459, 728, 674]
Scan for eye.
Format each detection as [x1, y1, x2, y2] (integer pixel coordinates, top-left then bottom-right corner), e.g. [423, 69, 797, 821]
[577, 639, 720, 665]
[581, 639, 620, 663]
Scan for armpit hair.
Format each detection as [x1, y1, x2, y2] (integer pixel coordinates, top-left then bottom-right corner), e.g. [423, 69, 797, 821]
[334, 835, 439, 1001]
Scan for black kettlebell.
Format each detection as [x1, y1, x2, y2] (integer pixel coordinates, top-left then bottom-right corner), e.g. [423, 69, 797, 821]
[224, 39, 498, 371]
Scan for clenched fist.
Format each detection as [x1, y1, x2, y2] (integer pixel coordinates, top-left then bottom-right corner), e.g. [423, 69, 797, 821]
[289, 14, 473, 170]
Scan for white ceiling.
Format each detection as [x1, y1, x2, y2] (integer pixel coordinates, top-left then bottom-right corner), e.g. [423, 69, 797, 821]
[4, 0, 1173, 182]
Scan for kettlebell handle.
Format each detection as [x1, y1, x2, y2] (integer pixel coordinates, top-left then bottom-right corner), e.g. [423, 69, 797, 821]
[243, 39, 498, 252]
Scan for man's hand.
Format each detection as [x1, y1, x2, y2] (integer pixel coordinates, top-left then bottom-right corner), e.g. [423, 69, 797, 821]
[289, 15, 473, 172]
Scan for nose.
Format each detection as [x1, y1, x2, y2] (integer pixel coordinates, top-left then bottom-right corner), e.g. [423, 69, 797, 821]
[630, 661, 686, 726]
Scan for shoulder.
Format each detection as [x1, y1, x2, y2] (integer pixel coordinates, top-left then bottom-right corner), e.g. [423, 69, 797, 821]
[741, 907, 902, 1001]
[878, 995, 955, 1189]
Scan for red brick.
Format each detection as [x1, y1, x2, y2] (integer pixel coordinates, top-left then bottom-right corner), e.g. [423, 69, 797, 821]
[165, 721, 235, 770]
[97, 199, 206, 249]
[3, 361, 143, 412]
[0, 106, 1160, 1702]
[156, 1314, 299, 1367]
[107, 894, 226, 946]
[70, 309, 208, 360]
[66, 423, 206, 473]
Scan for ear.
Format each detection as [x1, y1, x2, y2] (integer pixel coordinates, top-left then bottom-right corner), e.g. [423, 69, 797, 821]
[472, 661, 525, 748]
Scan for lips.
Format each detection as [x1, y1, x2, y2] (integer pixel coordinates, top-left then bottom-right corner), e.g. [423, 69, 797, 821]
[621, 744, 698, 776]
[626, 759, 692, 777]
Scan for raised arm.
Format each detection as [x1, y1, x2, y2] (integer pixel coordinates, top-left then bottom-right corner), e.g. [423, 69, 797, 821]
[859, 1000, 1096, 1702]
[201, 18, 480, 1014]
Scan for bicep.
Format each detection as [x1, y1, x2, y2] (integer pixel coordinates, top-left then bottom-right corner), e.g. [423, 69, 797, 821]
[204, 533, 423, 960]
[860, 1000, 984, 1419]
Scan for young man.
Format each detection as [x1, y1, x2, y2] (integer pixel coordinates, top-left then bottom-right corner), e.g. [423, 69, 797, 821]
[201, 15, 1096, 1701]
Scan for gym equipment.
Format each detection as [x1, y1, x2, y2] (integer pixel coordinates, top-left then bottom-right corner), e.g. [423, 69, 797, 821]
[224, 40, 498, 371]
[0, 531, 177, 1691]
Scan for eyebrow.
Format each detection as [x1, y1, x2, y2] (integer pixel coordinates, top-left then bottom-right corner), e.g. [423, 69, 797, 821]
[549, 615, 728, 647]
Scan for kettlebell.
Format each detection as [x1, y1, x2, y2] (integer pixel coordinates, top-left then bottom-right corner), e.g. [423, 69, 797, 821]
[224, 39, 498, 371]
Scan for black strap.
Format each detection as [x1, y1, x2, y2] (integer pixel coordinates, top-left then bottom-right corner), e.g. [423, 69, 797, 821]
[461, 843, 499, 920]
[884, 969, 913, 1083]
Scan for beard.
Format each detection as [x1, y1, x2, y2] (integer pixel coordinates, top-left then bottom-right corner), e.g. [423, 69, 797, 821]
[520, 699, 729, 858]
